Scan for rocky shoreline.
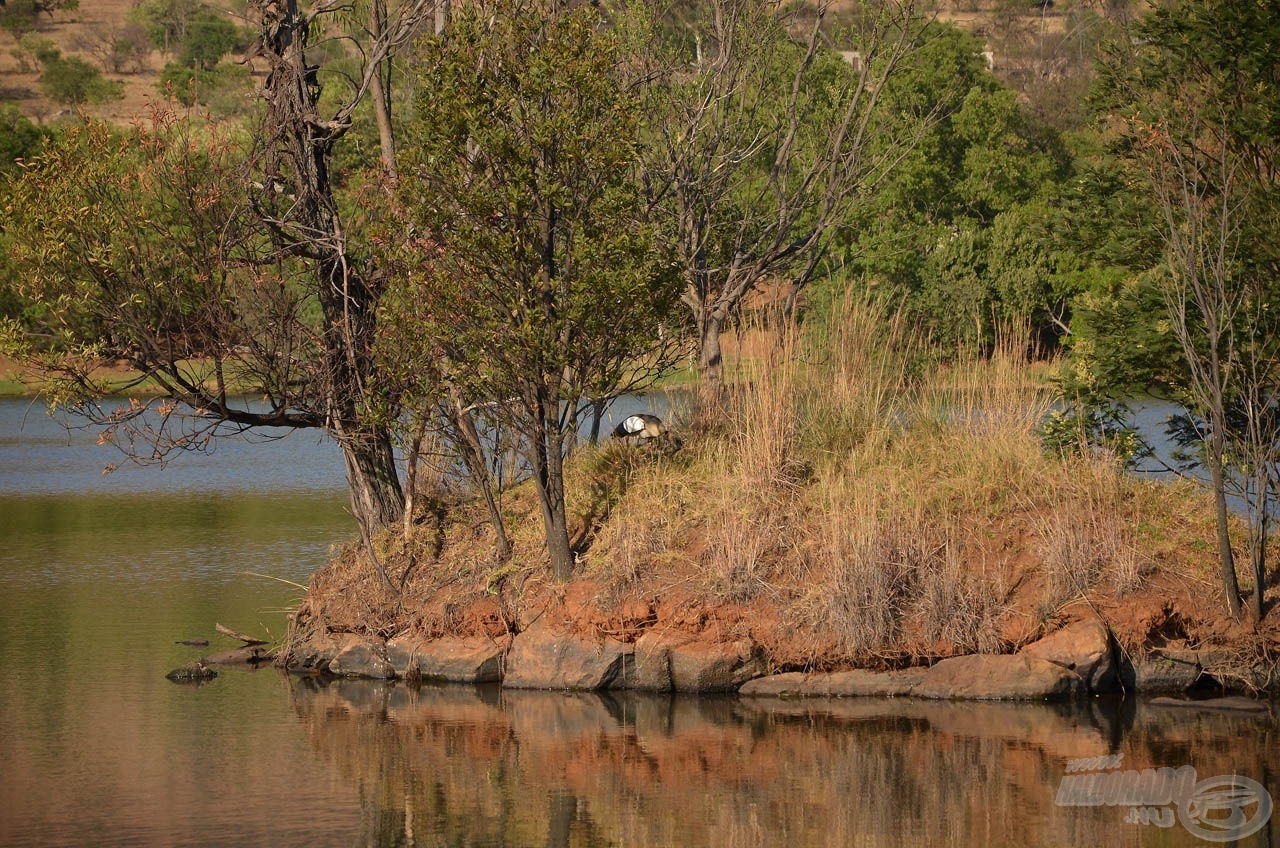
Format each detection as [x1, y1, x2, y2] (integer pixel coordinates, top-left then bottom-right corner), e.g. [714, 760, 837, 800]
[279, 616, 1279, 700]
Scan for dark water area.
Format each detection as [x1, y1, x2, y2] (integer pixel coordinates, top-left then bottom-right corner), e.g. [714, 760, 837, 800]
[1, 397, 1277, 847]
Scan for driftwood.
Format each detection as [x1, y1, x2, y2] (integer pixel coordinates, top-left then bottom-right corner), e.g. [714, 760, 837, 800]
[215, 623, 268, 646]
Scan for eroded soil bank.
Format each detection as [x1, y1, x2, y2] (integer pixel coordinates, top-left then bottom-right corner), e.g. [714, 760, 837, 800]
[279, 335, 1280, 699]
[280, 491, 1280, 700]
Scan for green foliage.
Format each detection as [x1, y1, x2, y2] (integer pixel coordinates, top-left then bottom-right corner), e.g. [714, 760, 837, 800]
[1039, 402, 1150, 469]
[0, 0, 78, 38]
[398, 0, 681, 408]
[1081, 0, 1280, 401]
[158, 62, 250, 114]
[829, 20, 1074, 350]
[176, 5, 238, 69]
[0, 104, 51, 173]
[1, 109, 264, 391]
[37, 47, 124, 105]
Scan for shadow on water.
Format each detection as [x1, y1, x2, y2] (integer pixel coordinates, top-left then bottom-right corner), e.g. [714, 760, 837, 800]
[288, 678, 1279, 848]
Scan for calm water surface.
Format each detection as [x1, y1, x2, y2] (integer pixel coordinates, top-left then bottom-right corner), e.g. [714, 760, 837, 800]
[0, 397, 1276, 847]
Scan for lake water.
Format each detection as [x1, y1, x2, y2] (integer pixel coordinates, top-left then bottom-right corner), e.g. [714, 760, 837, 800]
[1, 397, 1276, 847]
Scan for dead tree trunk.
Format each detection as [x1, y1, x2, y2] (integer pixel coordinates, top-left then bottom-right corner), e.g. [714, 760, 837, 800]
[250, 0, 425, 531]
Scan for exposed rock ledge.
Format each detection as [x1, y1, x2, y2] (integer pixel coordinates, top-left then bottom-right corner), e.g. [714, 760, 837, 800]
[282, 615, 1273, 699]
[287, 621, 765, 694]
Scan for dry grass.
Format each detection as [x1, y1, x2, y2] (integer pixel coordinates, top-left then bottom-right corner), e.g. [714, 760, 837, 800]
[293, 291, 1236, 668]
[586, 293, 1162, 663]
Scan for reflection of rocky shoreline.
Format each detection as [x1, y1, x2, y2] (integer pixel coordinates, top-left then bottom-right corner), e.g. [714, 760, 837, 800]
[287, 678, 1278, 847]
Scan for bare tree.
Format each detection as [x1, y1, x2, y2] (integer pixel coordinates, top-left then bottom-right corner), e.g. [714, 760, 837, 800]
[633, 0, 934, 409]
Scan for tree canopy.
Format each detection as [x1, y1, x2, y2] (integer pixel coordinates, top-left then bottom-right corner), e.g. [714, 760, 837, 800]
[395, 0, 683, 579]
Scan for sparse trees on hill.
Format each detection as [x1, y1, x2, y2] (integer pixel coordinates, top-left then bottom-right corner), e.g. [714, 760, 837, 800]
[0, 0, 78, 39]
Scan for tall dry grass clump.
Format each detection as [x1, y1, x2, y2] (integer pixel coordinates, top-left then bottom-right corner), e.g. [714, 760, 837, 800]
[589, 290, 1153, 661]
[702, 323, 806, 597]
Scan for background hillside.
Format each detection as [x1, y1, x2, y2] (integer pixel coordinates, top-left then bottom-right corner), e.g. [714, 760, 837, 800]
[0, 0, 1100, 128]
[0, 0, 257, 122]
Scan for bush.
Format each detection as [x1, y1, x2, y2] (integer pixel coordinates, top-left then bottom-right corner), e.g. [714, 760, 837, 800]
[158, 62, 250, 115]
[39, 51, 124, 105]
[176, 6, 236, 70]
[0, 104, 52, 173]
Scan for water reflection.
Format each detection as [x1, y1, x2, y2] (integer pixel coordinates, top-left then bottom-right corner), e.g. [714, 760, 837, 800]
[290, 680, 1278, 848]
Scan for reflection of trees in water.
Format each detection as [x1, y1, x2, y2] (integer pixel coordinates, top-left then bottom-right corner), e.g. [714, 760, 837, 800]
[287, 678, 1277, 847]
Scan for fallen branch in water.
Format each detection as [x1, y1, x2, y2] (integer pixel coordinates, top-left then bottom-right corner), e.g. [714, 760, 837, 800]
[215, 623, 267, 646]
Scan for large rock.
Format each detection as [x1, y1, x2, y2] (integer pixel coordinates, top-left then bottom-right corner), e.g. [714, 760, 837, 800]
[1020, 620, 1118, 692]
[913, 654, 1086, 700]
[503, 618, 631, 690]
[740, 668, 925, 698]
[328, 634, 394, 679]
[629, 632, 765, 693]
[1123, 653, 1203, 693]
[629, 631, 674, 691]
[387, 633, 505, 684]
[283, 629, 347, 674]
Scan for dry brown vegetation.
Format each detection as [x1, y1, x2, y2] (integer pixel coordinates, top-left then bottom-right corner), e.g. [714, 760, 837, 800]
[292, 294, 1279, 675]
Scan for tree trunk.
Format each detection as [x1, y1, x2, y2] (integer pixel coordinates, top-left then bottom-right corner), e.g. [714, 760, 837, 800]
[697, 309, 725, 418]
[434, 0, 449, 34]
[449, 400, 512, 561]
[1250, 465, 1268, 620]
[402, 414, 428, 542]
[1207, 430, 1242, 616]
[589, 398, 605, 445]
[254, 0, 406, 533]
[340, 423, 406, 531]
[368, 0, 397, 180]
[530, 401, 573, 580]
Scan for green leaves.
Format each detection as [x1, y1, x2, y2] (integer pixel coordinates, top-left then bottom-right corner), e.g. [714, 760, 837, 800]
[392, 0, 681, 415]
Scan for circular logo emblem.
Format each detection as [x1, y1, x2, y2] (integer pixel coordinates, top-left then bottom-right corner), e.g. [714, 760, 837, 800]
[1178, 774, 1273, 842]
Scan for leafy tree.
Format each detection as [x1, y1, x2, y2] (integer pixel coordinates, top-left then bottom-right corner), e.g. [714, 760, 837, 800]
[128, 0, 199, 56]
[1096, 0, 1280, 618]
[38, 48, 125, 105]
[0, 0, 78, 39]
[176, 5, 237, 69]
[4, 0, 437, 544]
[397, 0, 683, 580]
[831, 21, 1068, 350]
